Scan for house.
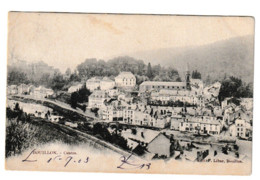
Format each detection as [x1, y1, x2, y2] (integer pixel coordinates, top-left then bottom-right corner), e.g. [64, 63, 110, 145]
[18, 84, 29, 95]
[153, 116, 167, 128]
[229, 118, 252, 139]
[100, 77, 115, 90]
[86, 77, 101, 92]
[100, 102, 124, 122]
[170, 115, 184, 130]
[28, 85, 36, 95]
[121, 128, 160, 145]
[8, 85, 18, 95]
[34, 111, 47, 119]
[68, 84, 83, 93]
[150, 89, 199, 105]
[32, 86, 54, 99]
[106, 88, 119, 97]
[48, 114, 62, 123]
[88, 90, 109, 108]
[179, 116, 221, 135]
[203, 82, 221, 99]
[123, 106, 135, 124]
[115, 72, 136, 89]
[146, 133, 171, 157]
[240, 98, 253, 111]
[118, 93, 133, 103]
[190, 78, 204, 95]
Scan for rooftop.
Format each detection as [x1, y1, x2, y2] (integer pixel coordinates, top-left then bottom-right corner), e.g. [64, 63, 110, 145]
[140, 81, 186, 87]
[115, 71, 135, 78]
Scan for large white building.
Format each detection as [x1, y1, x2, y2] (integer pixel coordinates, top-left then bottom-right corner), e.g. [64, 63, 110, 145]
[115, 72, 136, 89]
[179, 116, 221, 135]
[100, 77, 115, 90]
[32, 86, 54, 99]
[7, 85, 18, 95]
[139, 67, 191, 92]
[229, 118, 252, 139]
[86, 77, 102, 92]
[88, 90, 109, 108]
[86, 77, 116, 92]
[17, 84, 30, 95]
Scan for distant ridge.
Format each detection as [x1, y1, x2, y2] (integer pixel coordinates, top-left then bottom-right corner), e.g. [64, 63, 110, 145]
[128, 35, 254, 83]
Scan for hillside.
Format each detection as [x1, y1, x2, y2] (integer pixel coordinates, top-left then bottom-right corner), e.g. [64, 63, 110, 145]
[129, 35, 254, 83]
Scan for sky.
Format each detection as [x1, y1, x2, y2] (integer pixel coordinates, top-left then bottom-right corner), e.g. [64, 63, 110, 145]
[8, 12, 254, 72]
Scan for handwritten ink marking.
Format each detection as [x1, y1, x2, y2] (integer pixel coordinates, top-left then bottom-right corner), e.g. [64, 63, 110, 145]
[22, 149, 37, 162]
[117, 154, 151, 170]
[64, 156, 73, 167]
[84, 157, 89, 163]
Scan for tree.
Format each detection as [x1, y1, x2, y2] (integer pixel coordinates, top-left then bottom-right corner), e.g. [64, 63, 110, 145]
[78, 86, 91, 103]
[70, 92, 79, 109]
[192, 70, 202, 79]
[7, 70, 29, 85]
[147, 62, 153, 79]
[50, 72, 67, 91]
[218, 76, 253, 103]
[65, 68, 72, 77]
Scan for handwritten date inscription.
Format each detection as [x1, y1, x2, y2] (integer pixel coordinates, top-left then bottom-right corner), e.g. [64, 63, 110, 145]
[22, 149, 89, 167]
[22, 149, 151, 170]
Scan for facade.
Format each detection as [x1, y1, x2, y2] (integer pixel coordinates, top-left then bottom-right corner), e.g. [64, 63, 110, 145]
[100, 77, 115, 90]
[88, 90, 109, 108]
[140, 81, 187, 92]
[100, 105, 123, 122]
[8, 85, 18, 95]
[190, 78, 204, 95]
[140, 68, 191, 92]
[48, 115, 62, 123]
[115, 72, 136, 88]
[179, 116, 221, 135]
[170, 115, 184, 130]
[240, 98, 253, 110]
[28, 85, 36, 95]
[106, 88, 119, 97]
[32, 86, 54, 99]
[86, 77, 101, 92]
[150, 89, 201, 105]
[229, 118, 252, 139]
[17, 84, 29, 95]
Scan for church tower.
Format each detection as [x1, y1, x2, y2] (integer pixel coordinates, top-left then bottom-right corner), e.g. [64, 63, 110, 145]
[185, 63, 191, 90]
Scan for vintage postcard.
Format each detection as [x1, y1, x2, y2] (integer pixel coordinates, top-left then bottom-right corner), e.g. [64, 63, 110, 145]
[5, 12, 254, 175]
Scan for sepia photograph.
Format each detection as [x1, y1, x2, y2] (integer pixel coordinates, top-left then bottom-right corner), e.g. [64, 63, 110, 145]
[5, 12, 254, 175]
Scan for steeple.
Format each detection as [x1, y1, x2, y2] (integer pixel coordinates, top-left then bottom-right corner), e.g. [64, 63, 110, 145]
[185, 63, 191, 90]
